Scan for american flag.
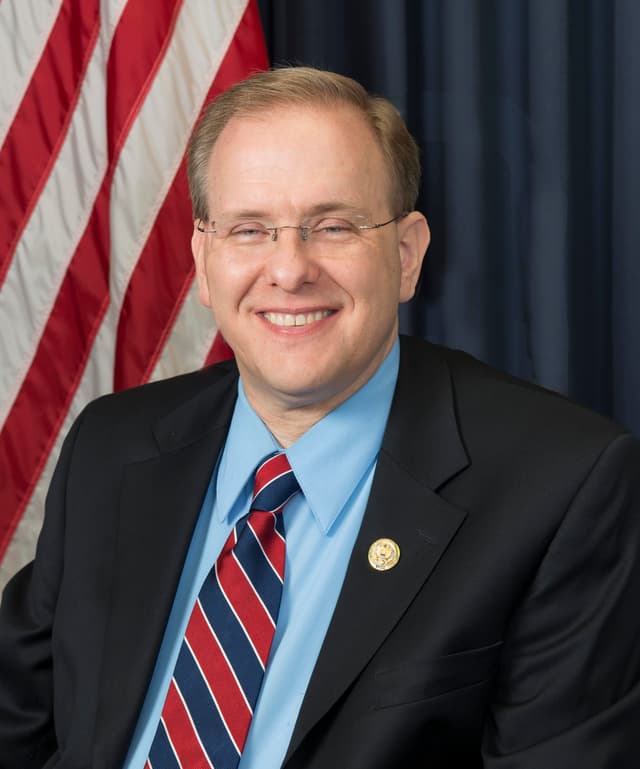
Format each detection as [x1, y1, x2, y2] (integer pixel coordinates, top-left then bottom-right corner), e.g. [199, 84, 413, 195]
[0, 0, 266, 587]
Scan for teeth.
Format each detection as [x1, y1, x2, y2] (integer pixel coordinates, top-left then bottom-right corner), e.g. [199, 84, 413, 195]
[263, 310, 332, 327]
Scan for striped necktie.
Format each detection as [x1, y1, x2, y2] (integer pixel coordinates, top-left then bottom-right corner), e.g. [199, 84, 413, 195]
[146, 452, 299, 769]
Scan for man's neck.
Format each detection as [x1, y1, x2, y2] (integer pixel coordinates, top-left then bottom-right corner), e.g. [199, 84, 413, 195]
[249, 400, 337, 448]
[242, 385, 365, 447]
[238, 340, 399, 446]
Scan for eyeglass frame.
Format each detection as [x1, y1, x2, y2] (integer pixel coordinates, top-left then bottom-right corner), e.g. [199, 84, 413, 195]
[195, 212, 409, 242]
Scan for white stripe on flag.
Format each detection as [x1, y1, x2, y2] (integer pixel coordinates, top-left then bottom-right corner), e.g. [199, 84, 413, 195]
[0, 0, 63, 146]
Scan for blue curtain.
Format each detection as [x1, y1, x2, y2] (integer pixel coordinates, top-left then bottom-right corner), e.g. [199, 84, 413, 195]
[257, 0, 640, 436]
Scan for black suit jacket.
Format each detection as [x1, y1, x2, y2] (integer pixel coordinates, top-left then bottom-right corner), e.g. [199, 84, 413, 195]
[1, 336, 639, 768]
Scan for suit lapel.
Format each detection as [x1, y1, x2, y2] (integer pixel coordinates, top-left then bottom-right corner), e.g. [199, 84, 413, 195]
[93, 365, 238, 768]
[286, 337, 470, 762]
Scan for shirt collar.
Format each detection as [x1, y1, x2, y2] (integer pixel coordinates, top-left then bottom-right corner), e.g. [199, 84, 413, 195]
[215, 338, 399, 534]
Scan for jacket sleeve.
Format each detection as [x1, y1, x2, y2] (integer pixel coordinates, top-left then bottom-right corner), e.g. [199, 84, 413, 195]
[0, 414, 84, 769]
[482, 432, 640, 768]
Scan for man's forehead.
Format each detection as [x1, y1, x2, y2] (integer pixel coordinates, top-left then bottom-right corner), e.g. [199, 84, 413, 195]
[206, 102, 392, 212]
[209, 104, 386, 177]
[214, 102, 376, 151]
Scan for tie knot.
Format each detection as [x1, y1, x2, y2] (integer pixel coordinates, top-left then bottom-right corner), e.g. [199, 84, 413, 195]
[251, 452, 300, 514]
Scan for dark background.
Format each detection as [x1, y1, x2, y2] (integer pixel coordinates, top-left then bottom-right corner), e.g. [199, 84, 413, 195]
[256, 0, 640, 436]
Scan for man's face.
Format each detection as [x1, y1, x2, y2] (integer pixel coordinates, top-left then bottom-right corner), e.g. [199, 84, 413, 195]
[192, 104, 428, 418]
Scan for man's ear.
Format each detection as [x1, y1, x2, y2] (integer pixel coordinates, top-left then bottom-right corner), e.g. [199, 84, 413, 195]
[397, 212, 430, 302]
[192, 221, 211, 308]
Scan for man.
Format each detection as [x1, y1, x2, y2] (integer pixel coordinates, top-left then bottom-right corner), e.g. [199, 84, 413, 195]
[0, 66, 639, 769]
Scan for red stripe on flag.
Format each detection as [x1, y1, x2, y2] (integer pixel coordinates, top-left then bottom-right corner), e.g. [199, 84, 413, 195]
[106, 0, 183, 161]
[162, 680, 213, 768]
[186, 601, 251, 751]
[0, 0, 100, 288]
[217, 544, 276, 667]
[113, 0, 267, 391]
[0, 0, 185, 558]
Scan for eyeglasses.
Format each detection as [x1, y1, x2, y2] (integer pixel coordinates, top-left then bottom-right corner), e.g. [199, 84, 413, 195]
[196, 212, 408, 249]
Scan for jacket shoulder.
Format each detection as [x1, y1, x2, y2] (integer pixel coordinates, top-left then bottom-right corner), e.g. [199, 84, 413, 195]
[81, 358, 238, 424]
[398, 334, 628, 452]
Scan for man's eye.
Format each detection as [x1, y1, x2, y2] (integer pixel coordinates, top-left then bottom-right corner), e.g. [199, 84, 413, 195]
[228, 224, 268, 239]
[314, 220, 357, 235]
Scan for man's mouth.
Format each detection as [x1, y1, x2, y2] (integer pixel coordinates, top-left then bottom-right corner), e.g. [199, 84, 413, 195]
[261, 310, 334, 327]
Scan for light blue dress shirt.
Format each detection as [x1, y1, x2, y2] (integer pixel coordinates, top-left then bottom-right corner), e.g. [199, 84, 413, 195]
[123, 339, 399, 769]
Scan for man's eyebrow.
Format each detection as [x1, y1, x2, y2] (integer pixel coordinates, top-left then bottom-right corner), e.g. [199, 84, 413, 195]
[305, 201, 367, 217]
[213, 202, 368, 221]
[212, 209, 269, 221]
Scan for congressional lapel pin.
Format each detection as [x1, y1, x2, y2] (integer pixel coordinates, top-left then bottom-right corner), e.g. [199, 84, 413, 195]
[368, 538, 400, 571]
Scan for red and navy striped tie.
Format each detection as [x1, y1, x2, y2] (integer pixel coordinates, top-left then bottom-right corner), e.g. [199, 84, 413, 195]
[146, 452, 299, 769]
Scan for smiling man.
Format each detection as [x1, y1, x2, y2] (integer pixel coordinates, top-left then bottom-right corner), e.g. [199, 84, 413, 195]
[1, 67, 639, 769]
[191, 98, 427, 444]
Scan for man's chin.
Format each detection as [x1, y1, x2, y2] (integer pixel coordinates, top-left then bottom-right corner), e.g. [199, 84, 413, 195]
[241, 370, 351, 412]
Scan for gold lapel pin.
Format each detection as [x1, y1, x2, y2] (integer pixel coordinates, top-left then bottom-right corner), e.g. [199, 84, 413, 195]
[368, 538, 401, 571]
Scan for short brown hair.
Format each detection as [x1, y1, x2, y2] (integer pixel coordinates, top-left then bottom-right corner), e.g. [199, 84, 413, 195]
[187, 66, 421, 221]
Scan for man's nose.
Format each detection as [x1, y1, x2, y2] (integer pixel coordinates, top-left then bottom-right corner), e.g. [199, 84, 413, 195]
[263, 227, 320, 290]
